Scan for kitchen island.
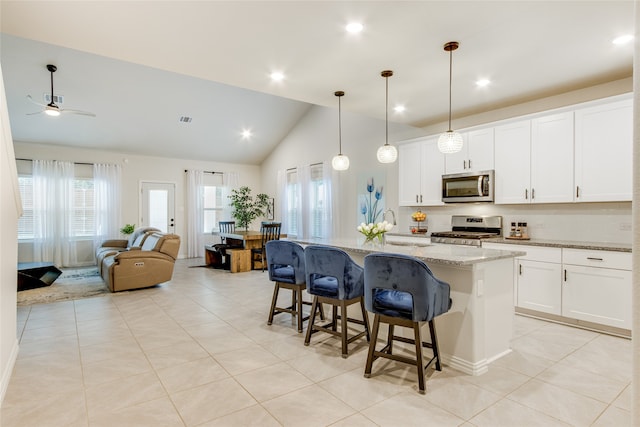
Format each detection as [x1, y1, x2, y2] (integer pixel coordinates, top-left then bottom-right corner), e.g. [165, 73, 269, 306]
[289, 237, 525, 376]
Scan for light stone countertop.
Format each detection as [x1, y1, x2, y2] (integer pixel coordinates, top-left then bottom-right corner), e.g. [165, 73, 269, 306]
[287, 237, 526, 266]
[483, 237, 632, 253]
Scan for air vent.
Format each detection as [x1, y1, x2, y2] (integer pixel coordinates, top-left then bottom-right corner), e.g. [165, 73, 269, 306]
[44, 93, 64, 104]
[179, 116, 192, 123]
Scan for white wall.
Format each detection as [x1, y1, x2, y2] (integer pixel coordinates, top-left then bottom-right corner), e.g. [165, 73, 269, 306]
[260, 104, 423, 238]
[0, 64, 20, 403]
[13, 142, 265, 260]
[262, 78, 633, 244]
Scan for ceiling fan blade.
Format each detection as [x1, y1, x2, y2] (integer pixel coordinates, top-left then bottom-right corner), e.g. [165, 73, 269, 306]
[60, 108, 96, 117]
[26, 110, 44, 116]
[26, 95, 46, 107]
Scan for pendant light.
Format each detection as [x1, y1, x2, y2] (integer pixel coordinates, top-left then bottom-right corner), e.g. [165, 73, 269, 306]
[376, 70, 398, 163]
[331, 91, 350, 171]
[437, 41, 464, 154]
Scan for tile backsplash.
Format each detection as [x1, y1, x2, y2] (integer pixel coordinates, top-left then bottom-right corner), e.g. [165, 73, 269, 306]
[399, 202, 632, 244]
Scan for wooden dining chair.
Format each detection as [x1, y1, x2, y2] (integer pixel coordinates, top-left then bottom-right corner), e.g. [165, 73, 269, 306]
[252, 222, 281, 271]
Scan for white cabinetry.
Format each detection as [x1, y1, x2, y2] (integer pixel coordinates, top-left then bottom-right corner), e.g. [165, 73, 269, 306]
[530, 112, 574, 203]
[562, 249, 632, 329]
[483, 242, 632, 332]
[494, 120, 531, 204]
[444, 128, 494, 174]
[574, 97, 632, 202]
[398, 137, 444, 206]
[494, 112, 574, 204]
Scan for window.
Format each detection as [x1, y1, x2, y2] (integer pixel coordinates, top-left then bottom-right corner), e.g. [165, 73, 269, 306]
[203, 185, 224, 233]
[309, 164, 325, 238]
[17, 175, 95, 239]
[285, 170, 298, 236]
[17, 175, 33, 239]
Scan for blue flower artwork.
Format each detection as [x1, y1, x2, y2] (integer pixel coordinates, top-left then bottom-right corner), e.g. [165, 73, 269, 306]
[358, 173, 385, 225]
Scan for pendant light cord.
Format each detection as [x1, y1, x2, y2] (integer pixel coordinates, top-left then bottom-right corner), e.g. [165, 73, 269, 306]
[338, 95, 342, 154]
[447, 47, 453, 132]
[385, 73, 389, 145]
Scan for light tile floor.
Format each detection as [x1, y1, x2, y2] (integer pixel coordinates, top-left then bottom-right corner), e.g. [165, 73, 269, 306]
[2, 258, 632, 426]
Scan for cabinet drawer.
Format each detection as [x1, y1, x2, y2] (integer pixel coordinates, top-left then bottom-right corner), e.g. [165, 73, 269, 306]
[483, 243, 561, 262]
[562, 248, 631, 270]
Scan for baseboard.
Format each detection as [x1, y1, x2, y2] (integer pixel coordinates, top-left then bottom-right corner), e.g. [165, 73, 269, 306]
[441, 353, 489, 376]
[0, 338, 19, 404]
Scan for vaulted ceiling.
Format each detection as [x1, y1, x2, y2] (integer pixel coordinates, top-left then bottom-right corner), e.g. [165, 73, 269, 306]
[1, 1, 634, 164]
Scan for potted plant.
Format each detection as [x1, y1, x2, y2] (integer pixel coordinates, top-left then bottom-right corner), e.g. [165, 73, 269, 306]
[120, 223, 135, 236]
[228, 186, 271, 230]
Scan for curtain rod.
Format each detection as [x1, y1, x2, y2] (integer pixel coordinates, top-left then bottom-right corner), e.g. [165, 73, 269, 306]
[16, 157, 94, 166]
[184, 169, 222, 175]
[286, 162, 324, 172]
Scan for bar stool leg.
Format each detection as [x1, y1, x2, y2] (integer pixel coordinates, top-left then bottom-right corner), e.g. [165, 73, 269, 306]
[429, 319, 442, 371]
[296, 287, 304, 333]
[359, 298, 370, 341]
[414, 322, 425, 394]
[340, 300, 349, 358]
[364, 314, 381, 378]
[267, 283, 280, 325]
[304, 296, 319, 346]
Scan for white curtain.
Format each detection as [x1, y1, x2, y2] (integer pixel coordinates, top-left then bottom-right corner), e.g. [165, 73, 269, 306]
[296, 164, 311, 239]
[277, 169, 287, 230]
[221, 171, 239, 221]
[319, 161, 336, 239]
[93, 163, 122, 252]
[186, 169, 204, 258]
[32, 160, 77, 267]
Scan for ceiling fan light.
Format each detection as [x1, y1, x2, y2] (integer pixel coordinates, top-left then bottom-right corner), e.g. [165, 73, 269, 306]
[44, 106, 61, 116]
[332, 154, 350, 170]
[437, 130, 464, 154]
[377, 143, 398, 163]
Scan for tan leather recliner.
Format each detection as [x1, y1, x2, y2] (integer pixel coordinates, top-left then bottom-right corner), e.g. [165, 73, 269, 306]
[95, 227, 160, 274]
[101, 232, 180, 292]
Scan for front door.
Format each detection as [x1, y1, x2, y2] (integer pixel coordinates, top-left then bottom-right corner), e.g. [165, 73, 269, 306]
[140, 182, 175, 233]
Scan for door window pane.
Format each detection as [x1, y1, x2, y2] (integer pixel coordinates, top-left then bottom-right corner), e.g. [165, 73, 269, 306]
[149, 189, 168, 232]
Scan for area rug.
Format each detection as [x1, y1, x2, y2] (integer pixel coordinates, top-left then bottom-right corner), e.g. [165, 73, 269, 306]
[17, 267, 109, 306]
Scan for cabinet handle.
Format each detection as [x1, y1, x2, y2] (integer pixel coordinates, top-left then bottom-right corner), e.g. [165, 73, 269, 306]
[420, 194, 423, 203]
[525, 189, 528, 200]
[416, 195, 419, 203]
[519, 264, 522, 275]
[468, 159, 472, 169]
[531, 188, 535, 199]
[576, 186, 580, 199]
[564, 269, 567, 282]
[586, 257, 604, 261]
[463, 160, 467, 169]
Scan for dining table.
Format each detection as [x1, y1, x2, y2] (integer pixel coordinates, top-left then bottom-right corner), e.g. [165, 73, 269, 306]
[209, 230, 287, 272]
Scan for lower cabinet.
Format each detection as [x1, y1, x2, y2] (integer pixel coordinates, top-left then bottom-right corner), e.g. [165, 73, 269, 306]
[518, 260, 562, 315]
[482, 243, 631, 332]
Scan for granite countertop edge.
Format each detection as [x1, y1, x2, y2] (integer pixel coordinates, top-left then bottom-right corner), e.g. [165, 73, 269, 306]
[484, 237, 632, 253]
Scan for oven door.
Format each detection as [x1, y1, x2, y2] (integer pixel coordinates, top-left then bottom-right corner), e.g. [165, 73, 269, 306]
[442, 170, 494, 203]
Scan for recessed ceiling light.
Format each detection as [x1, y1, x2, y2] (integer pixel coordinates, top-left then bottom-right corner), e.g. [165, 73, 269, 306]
[394, 105, 405, 113]
[612, 34, 633, 45]
[346, 22, 363, 33]
[270, 72, 284, 81]
[241, 129, 252, 139]
[476, 79, 491, 87]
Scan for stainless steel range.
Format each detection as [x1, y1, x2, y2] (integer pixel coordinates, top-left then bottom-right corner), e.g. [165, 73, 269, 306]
[431, 215, 503, 247]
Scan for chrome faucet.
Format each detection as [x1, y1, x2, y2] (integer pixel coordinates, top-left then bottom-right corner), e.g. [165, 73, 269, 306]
[383, 208, 397, 225]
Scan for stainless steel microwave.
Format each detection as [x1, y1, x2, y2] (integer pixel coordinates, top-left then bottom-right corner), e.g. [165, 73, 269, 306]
[442, 170, 494, 203]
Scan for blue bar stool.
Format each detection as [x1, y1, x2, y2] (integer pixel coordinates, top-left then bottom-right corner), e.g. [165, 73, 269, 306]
[265, 240, 322, 332]
[363, 253, 452, 393]
[304, 245, 370, 358]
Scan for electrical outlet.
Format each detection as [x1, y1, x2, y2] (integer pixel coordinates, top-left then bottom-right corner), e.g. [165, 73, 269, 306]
[619, 222, 632, 231]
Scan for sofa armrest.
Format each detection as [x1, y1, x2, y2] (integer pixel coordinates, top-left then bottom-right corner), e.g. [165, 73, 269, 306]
[100, 239, 128, 248]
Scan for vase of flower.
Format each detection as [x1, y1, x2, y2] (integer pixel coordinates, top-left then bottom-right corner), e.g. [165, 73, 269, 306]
[358, 221, 393, 248]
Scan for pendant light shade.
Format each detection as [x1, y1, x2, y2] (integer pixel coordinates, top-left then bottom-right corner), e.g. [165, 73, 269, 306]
[331, 91, 350, 171]
[438, 41, 463, 154]
[377, 70, 398, 164]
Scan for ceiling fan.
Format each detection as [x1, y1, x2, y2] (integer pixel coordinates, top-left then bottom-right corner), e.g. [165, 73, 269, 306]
[26, 64, 96, 117]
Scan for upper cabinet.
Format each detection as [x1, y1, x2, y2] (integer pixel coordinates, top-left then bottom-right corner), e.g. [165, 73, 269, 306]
[495, 112, 574, 204]
[444, 128, 494, 174]
[530, 112, 574, 203]
[494, 120, 531, 204]
[574, 98, 632, 202]
[398, 137, 444, 207]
